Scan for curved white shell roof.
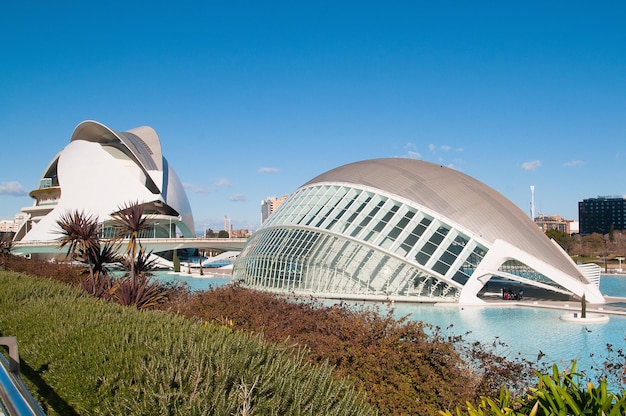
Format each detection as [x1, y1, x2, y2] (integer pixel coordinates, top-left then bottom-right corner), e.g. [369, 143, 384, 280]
[305, 158, 582, 281]
[20, 120, 194, 242]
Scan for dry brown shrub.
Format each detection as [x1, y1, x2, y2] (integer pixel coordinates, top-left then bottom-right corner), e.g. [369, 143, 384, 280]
[165, 285, 508, 415]
[2, 254, 83, 286]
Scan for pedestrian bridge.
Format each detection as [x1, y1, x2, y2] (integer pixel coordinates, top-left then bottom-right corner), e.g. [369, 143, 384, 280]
[11, 237, 248, 256]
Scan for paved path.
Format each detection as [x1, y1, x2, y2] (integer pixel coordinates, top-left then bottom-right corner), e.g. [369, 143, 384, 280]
[480, 293, 626, 317]
[478, 280, 626, 316]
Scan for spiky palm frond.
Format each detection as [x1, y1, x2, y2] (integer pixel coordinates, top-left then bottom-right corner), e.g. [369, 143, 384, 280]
[110, 201, 152, 247]
[56, 210, 100, 261]
[80, 272, 115, 299]
[88, 241, 123, 278]
[121, 247, 159, 278]
[56, 210, 101, 293]
[111, 274, 170, 310]
[111, 201, 154, 279]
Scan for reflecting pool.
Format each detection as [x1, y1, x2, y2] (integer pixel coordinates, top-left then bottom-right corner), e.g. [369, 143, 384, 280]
[600, 274, 626, 297]
[389, 302, 625, 375]
[153, 270, 231, 291]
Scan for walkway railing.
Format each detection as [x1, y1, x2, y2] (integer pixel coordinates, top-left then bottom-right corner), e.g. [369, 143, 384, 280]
[0, 337, 45, 416]
[12, 237, 248, 255]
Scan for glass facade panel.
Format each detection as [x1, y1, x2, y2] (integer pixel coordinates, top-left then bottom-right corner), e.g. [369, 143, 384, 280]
[233, 184, 484, 302]
[498, 260, 555, 285]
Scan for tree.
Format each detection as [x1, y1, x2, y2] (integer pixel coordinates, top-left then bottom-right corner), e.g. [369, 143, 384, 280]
[56, 210, 100, 292]
[545, 229, 573, 253]
[54, 203, 173, 308]
[81, 240, 122, 297]
[57, 210, 123, 296]
[584, 233, 605, 256]
[109, 201, 173, 309]
[113, 246, 168, 309]
[218, 230, 230, 238]
[110, 201, 152, 280]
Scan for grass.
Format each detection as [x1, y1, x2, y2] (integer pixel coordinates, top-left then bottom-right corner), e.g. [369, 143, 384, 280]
[0, 270, 375, 415]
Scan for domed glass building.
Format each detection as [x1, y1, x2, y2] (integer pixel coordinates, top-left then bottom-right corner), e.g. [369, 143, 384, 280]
[233, 158, 604, 305]
[14, 120, 194, 251]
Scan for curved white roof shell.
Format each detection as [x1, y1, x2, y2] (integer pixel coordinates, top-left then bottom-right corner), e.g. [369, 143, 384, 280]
[233, 158, 604, 304]
[17, 120, 194, 243]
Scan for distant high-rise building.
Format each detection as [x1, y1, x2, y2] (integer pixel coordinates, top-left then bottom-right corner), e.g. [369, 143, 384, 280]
[578, 196, 626, 235]
[261, 195, 289, 224]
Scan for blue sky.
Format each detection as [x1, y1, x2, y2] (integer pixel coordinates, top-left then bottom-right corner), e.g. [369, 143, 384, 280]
[1, 1, 625, 233]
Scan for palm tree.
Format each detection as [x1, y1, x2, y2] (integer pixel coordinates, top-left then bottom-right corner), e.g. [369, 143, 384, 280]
[110, 201, 152, 280]
[56, 210, 100, 291]
[108, 204, 171, 309]
[112, 245, 169, 309]
[82, 240, 122, 298]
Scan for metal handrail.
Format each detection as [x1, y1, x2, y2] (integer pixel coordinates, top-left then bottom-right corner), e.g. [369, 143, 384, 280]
[0, 337, 45, 416]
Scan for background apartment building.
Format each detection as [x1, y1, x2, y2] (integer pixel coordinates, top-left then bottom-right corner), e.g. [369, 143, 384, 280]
[0, 213, 29, 233]
[578, 196, 626, 235]
[261, 195, 289, 224]
[533, 214, 573, 234]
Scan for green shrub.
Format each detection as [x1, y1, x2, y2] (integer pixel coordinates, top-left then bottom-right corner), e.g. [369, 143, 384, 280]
[0, 271, 374, 415]
[440, 363, 626, 415]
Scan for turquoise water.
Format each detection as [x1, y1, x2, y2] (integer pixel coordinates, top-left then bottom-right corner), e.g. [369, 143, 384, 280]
[152, 270, 231, 291]
[154, 271, 625, 377]
[600, 274, 626, 297]
[389, 303, 625, 375]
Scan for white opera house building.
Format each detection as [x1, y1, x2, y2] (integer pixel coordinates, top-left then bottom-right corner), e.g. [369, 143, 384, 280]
[232, 158, 604, 305]
[14, 120, 195, 257]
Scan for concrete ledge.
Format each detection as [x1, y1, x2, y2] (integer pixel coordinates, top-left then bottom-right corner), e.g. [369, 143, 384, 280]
[559, 312, 610, 323]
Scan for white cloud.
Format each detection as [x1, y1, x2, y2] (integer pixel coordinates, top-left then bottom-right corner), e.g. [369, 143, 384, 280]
[428, 144, 462, 153]
[564, 160, 584, 167]
[183, 178, 233, 194]
[398, 143, 421, 159]
[521, 160, 542, 171]
[0, 181, 27, 196]
[229, 193, 247, 202]
[258, 167, 279, 174]
[183, 182, 210, 194]
[215, 178, 232, 187]
[401, 142, 461, 161]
